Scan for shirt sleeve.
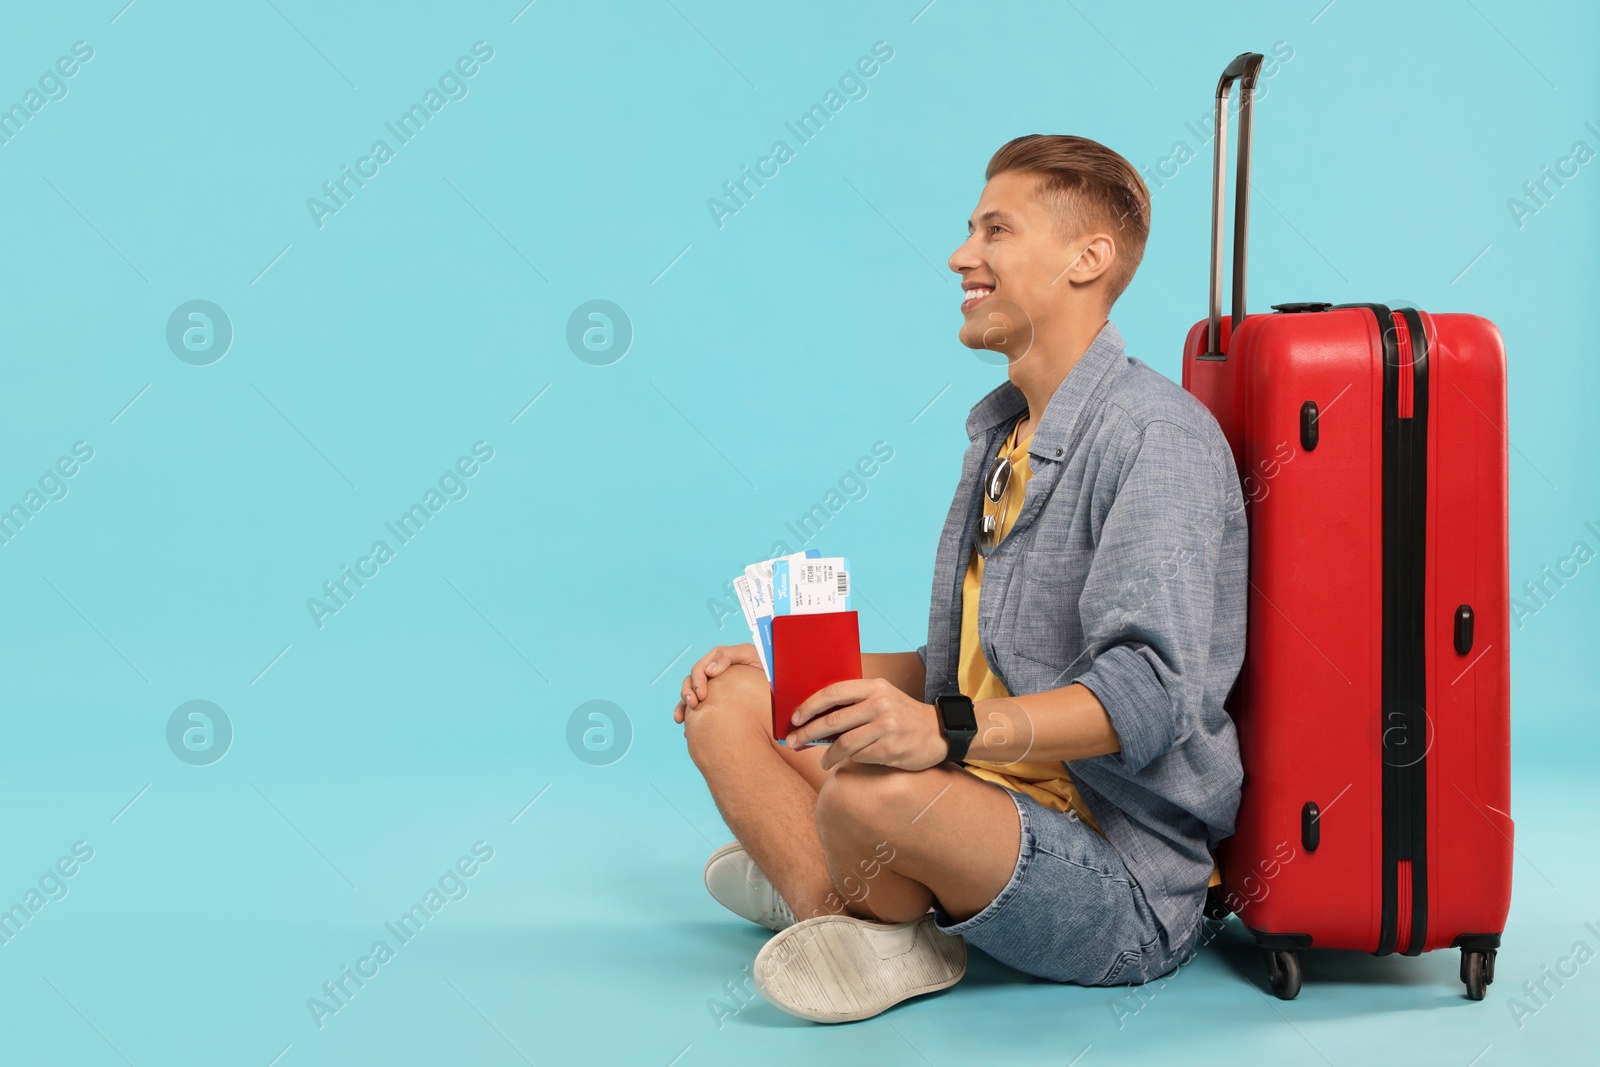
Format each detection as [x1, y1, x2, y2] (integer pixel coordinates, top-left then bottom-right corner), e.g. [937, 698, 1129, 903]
[1070, 419, 1234, 774]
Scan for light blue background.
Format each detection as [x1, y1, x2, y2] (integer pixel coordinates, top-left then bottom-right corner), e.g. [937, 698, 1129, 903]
[0, 1, 1595, 1064]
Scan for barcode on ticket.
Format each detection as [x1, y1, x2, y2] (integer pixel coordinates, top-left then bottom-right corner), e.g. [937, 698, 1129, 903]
[785, 557, 852, 614]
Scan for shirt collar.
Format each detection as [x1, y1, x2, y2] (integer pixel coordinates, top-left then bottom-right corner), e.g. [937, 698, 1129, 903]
[963, 320, 1127, 460]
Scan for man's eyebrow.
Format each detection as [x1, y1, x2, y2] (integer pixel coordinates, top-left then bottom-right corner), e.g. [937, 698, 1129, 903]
[968, 209, 1022, 230]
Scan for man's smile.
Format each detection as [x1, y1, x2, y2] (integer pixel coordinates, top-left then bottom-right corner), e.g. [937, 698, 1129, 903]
[960, 284, 995, 312]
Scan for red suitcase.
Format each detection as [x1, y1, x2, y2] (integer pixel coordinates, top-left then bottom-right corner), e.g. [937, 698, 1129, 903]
[1180, 53, 1513, 1000]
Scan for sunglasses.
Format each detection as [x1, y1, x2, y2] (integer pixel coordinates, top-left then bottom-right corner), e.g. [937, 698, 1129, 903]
[977, 453, 1015, 558]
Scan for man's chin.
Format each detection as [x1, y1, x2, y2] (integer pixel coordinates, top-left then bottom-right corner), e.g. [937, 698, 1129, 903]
[958, 297, 1034, 358]
[957, 326, 1026, 364]
[956, 320, 1004, 352]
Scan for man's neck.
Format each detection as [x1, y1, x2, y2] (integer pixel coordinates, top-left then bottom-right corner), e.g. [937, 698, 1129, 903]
[1009, 315, 1110, 437]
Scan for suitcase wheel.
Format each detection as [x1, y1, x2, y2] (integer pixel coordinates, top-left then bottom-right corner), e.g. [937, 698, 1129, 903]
[1264, 950, 1301, 1000]
[1459, 949, 1494, 985]
[1462, 949, 1493, 1001]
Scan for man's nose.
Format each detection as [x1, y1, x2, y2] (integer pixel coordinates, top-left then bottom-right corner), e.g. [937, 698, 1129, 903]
[949, 235, 980, 275]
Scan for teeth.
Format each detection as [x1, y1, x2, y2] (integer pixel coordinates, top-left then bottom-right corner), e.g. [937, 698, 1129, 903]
[963, 288, 993, 303]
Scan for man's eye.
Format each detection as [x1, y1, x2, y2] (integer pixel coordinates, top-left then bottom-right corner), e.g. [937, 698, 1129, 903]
[989, 225, 1004, 235]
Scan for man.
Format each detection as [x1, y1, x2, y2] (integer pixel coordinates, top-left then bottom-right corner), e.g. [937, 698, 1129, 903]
[674, 134, 1247, 1023]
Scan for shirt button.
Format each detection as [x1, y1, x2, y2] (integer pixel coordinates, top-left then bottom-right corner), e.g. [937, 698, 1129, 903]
[1054, 448, 1063, 457]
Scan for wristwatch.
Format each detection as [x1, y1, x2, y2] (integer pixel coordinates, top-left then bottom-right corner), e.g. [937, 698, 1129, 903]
[934, 693, 978, 764]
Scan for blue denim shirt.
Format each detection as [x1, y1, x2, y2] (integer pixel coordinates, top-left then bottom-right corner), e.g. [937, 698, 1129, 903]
[917, 321, 1248, 944]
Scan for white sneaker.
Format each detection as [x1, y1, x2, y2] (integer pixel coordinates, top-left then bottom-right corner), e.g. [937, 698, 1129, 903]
[753, 913, 966, 1023]
[703, 841, 796, 932]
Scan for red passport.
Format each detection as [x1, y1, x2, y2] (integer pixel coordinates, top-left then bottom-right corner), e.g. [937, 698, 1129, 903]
[769, 610, 862, 742]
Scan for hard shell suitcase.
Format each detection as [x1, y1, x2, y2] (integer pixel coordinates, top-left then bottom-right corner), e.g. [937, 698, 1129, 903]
[1179, 53, 1513, 1000]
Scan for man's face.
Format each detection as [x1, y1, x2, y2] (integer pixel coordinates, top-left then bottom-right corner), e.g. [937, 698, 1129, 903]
[948, 170, 1082, 359]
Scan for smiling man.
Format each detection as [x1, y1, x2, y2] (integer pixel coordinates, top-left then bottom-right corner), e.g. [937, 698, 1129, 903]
[674, 135, 1248, 1022]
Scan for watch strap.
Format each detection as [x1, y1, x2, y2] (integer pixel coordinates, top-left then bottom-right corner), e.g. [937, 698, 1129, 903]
[944, 726, 973, 764]
[935, 693, 977, 764]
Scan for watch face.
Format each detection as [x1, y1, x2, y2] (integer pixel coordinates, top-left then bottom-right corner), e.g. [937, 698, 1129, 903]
[939, 695, 978, 733]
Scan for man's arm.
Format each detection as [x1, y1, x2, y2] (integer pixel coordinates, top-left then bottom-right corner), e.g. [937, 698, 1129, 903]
[868, 418, 1228, 770]
[786, 671, 1120, 771]
[1059, 419, 1234, 773]
[862, 652, 925, 701]
[965, 682, 1121, 764]
[789, 419, 1235, 773]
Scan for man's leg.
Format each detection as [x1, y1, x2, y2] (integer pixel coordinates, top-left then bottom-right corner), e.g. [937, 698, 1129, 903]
[749, 761, 1021, 1023]
[812, 760, 1022, 924]
[685, 659, 1024, 926]
[683, 663, 845, 919]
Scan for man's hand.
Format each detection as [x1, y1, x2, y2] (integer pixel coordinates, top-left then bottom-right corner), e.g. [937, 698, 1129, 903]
[787, 677, 948, 771]
[673, 643, 763, 723]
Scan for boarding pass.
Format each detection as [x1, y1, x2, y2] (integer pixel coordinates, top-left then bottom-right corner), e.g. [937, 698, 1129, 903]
[773, 556, 851, 615]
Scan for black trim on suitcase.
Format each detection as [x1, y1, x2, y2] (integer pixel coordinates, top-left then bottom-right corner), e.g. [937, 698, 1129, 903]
[1339, 303, 1433, 957]
[1452, 932, 1503, 952]
[1254, 932, 1314, 951]
[1395, 307, 1431, 957]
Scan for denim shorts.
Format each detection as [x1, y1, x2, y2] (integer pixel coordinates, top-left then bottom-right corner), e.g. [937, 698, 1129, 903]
[933, 788, 1200, 985]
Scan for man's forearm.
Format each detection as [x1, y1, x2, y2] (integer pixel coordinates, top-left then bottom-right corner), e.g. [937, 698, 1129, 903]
[967, 682, 1121, 764]
[861, 652, 925, 700]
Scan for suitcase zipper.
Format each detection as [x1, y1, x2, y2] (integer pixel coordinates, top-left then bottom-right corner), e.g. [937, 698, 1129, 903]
[1334, 304, 1431, 957]
[1383, 308, 1431, 956]
[1395, 315, 1415, 419]
[1395, 858, 1414, 951]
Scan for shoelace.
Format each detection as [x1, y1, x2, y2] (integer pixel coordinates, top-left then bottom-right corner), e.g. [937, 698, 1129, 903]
[763, 893, 795, 929]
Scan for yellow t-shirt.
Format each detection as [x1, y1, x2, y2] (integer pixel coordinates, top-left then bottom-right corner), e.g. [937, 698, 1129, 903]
[957, 415, 1104, 834]
[957, 414, 1221, 888]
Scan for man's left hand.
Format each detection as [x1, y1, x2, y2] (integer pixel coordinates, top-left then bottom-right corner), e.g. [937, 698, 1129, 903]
[787, 678, 949, 771]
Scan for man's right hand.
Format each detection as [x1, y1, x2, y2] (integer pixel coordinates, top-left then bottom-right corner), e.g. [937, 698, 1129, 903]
[674, 643, 763, 723]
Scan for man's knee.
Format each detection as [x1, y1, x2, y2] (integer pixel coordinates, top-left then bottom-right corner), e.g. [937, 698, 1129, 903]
[815, 762, 930, 840]
[683, 663, 770, 768]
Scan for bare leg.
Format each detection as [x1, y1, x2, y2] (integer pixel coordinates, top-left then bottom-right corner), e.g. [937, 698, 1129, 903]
[683, 663, 844, 919]
[815, 761, 1021, 924]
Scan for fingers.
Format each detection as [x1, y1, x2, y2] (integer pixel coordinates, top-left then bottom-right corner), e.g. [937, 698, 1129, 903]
[676, 670, 702, 721]
[820, 723, 883, 770]
[688, 645, 744, 701]
[703, 643, 761, 679]
[788, 699, 873, 749]
[675, 644, 762, 723]
[677, 647, 725, 721]
[793, 678, 878, 729]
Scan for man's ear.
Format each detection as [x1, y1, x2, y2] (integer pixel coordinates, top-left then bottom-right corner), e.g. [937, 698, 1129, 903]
[1054, 232, 1116, 288]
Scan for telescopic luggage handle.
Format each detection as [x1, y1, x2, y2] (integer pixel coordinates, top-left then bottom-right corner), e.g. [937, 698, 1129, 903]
[1205, 52, 1265, 359]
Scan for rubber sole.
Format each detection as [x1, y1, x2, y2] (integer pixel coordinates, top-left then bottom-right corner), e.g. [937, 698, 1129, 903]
[703, 841, 793, 932]
[753, 914, 966, 1023]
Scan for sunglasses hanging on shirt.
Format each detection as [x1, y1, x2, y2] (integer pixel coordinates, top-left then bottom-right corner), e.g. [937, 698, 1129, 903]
[977, 454, 1013, 559]
[978, 407, 1038, 561]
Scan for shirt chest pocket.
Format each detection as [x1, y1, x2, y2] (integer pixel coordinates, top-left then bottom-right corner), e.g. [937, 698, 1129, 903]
[1004, 550, 1088, 673]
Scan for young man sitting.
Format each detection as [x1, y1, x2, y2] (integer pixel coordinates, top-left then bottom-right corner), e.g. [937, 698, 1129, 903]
[673, 134, 1247, 1023]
